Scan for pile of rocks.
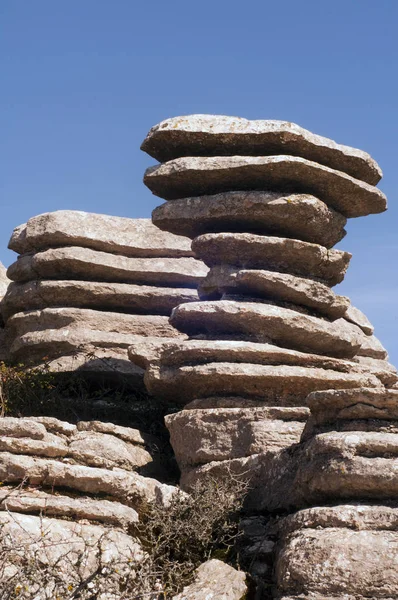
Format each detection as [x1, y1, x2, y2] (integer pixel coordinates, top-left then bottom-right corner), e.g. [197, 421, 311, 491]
[0, 261, 10, 361]
[132, 114, 397, 485]
[3, 210, 207, 382]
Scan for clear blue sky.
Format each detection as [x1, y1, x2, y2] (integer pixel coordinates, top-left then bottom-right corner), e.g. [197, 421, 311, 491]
[1, 1, 397, 364]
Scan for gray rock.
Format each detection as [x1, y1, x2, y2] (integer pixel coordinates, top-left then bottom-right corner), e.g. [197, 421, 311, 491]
[145, 361, 381, 405]
[142, 115, 382, 184]
[8, 211, 193, 257]
[275, 505, 398, 599]
[6, 307, 183, 339]
[0, 261, 10, 299]
[68, 431, 152, 470]
[165, 407, 307, 467]
[170, 300, 362, 358]
[144, 155, 387, 218]
[8, 246, 207, 286]
[192, 232, 351, 285]
[2, 280, 198, 320]
[344, 304, 374, 335]
[172, 558, 247, 600]
[152, 191, 347, 248]
[76, 420, 155, 446]
[199, 266, 350, 319]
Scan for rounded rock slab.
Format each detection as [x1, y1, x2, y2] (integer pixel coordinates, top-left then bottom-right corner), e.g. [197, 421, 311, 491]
[152, 191, 347, 248]
[199, 266, 350, 319]
[141, 115, 382, 185]
[144, 155, 387, 218]
[170, 300, 362, 358]
[192, 232, 351, 286]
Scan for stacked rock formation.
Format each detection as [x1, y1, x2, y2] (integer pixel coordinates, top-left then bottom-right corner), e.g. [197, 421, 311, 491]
[131, 114, 397, 486]
[0, 261, 10, 361]
[4, 210, 207, 382]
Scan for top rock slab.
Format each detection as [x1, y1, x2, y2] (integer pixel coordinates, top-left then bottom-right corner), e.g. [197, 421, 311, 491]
[141, 115, 382, 185]
[8, 211, 193, 258]
[144, 156, 387, 218]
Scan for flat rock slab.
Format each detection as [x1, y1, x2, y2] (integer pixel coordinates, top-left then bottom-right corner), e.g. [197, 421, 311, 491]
[199, 267, 350, 319]
[8, 211, 193, 257]
[128, 337, 387, 385]
[356, 332, 389, 359]
[152, 191, 347, 248]
[353, 355, 398, 386]
[170, 300, 362, 358]
[8, 246, 207, 286]
[344, 304, 374, 336]
[145, 361, 381, 405]
[6, 307, 183, 339]
[165, 407, 308, 467]
[142, 115, 382, 185]
[192, 233, 351, 286]
[275, 507, 398, 598]
[2, 280, 199, 320]
[172, 558, 247, 600]
[144, 156, 387, 218]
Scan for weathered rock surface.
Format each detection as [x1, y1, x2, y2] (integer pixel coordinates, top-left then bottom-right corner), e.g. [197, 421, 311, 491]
[165, 407, 308, 467]
[8, 211, 193, 257]
[8, 246, 208, 286]
[6, 307, 183, 339]
[353, 355, 398, 386]
[170, 301, 362, 358]
[192, 233, 351, 285]
[0, 511, 143, 587]
[344, 304, 374, 335]
[152, 191, 347, 248]
[2, 280, 198, 320]
[0, 261, 9, 300]
[142, 115, 382, 185]
[144, 155, 387, 218]
[172, 558, 247, 600]
[199, 266, 350, 318]
[128, 337, 393, 385]
[145, 361, 381, 405]
[356, 332, 389, 359]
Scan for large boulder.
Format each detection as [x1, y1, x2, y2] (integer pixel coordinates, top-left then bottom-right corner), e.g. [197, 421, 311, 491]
[144, 155, 387, 218]
[141, 115, 382, 185]
[152, 191, 347, 247]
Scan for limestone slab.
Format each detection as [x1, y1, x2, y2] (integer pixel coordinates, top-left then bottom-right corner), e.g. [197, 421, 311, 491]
[165, 407, 307, 467]
[6, 307, 182, 339]
[142, 115, 382, 184]
[199, 267, 350, 318]
[152, 191, 347, 248]
[344, 304, 374, 335]
[8, 211, 193, 257]
[356, 332, 389, 359]
[172, 558, 247, 600]
[8, 246, 207, 286]
[192, 233, 351, 285]
[2, 280, 198, 320]
[145, 361, 381, 405]
[170, 300, 362, 358]
[144, 155, 387, 218]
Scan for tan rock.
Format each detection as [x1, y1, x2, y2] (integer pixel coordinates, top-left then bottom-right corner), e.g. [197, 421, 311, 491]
[344, 304, 374, 335]
[145, 361, 381, 405]
[144, 155, 387, 218]
[8, 246, 207, 286]
[172, 558, 247, 600]
[0, 452, 178, 508]
[170, 300, 362, 358]
[142, 115, 382, 184]
[2, 279, 198, 320]
[356, 332, 389, 359]
[0, 434, 68, 458]
[26, 416, 77, 436]
[0, 418, 47, 439]
[152, 191, 347, 248]
[76, 420, 155, 446]
[8, 211, 193, 257]
[275, 505, 398, 599]
[199, 266, 350, 318]
[6, 307, 182, 339]
[192, 233, 351, 285]
[68, 431, 152, 470]
[165, 407, 307, 467]
[0, 486, 139, 527]
[353, 355, 398, 386]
